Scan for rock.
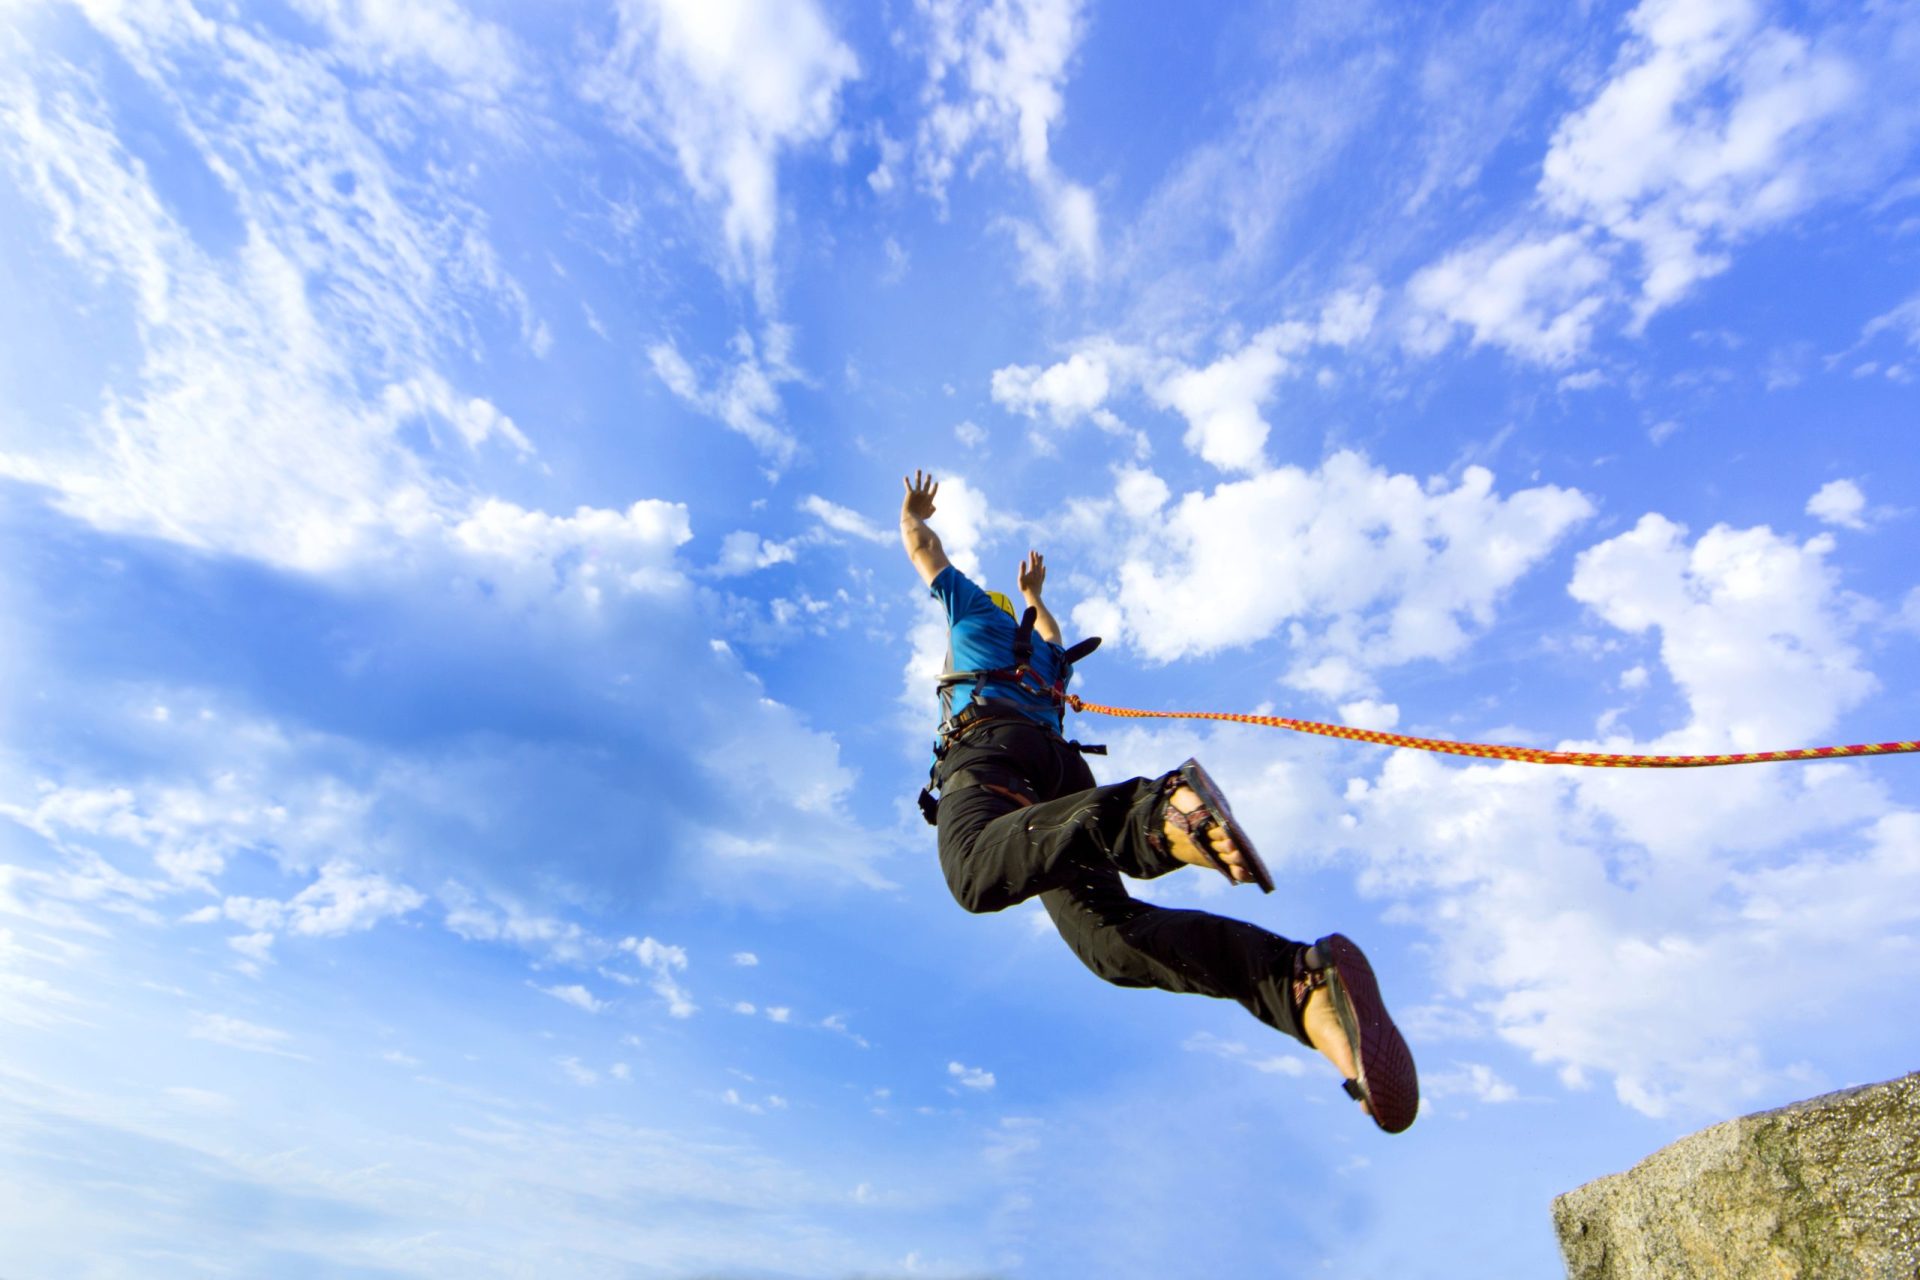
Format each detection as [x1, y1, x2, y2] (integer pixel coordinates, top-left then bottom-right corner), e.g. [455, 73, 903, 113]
[1553, 1071, 1920, 1280]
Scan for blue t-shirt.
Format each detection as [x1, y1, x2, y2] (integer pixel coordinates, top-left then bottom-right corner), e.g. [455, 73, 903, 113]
[930, 564, 1070, 743]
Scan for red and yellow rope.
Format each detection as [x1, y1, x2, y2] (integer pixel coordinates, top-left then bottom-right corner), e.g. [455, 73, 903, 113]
[1063, 696, 1920, 769]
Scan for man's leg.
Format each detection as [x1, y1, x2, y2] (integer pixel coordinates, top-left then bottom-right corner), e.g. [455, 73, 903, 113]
[1038, 866, 1311, 1044]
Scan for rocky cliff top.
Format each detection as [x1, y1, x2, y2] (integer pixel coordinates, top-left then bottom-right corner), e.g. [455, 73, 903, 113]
[1553, 1071, 1920, 1280]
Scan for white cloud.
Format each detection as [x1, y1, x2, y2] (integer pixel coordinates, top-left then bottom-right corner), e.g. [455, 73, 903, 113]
[1568, 515, 1873, 750]
[947, 1060, 996, 1091]
[448, 497, 693, 609]
[287, 0, 522, 99]
[620, 934, 696, 1017]
[799, 495, 890, 544]
[188, 1012, 308, 1059]
[1070, 453, 1593, 699]
[1148, 322, 1312, 472]
[914, 0, 1099, 291]
[556, 1055, 600, 1085]
[1425, 1061, 1519, 1104]
[541, 984, 607, 1015]
[1341, 511, 1904, 1117]
[439, 884, 601, 966]
[190, 862, 424, 953]
[0, 9, 662, 592]
[714, 530, 798, 576]
[881, 234, 909, 283]
[991, 349, 1113, 426]
[648, 329, 801, 466]
[1540, 0, 1856, 322]
[1805, 479, 1867, 530]
[1339, 700, 1400, 732]
[992, 292, 1381, 468]
[1406, 232, 1611, 366]
[1406, 0, 1910, 362]
[584, 0, 858, 299]
[4, 765, 375, 896]
[731, 951, 759, 966]
[381, 374, 532, 455]
[1181, 1030, 1308, 1077]
[1862, 293, 1920, 352]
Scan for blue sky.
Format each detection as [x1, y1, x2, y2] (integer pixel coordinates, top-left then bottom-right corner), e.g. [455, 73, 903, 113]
[2, 0, 1918, 1275]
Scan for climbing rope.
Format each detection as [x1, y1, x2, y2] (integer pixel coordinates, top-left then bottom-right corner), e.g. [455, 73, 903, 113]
[1063, 696, 1920, 769]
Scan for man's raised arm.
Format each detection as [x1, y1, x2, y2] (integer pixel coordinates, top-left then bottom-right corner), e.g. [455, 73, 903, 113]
[900, 469, 951, 586]
[1017, 550, 1062, 644]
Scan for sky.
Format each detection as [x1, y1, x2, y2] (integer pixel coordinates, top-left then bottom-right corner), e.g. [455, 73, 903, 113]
[1, 0, 1917, 1275]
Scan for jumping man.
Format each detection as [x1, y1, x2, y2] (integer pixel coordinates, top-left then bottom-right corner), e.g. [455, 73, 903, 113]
[902, 469, 1419, 1132]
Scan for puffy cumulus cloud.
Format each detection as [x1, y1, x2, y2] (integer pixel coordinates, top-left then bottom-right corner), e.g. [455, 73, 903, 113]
[584, 0, 858, 299]
[1805, 479, 1867, 530]
[947, 1060, 996, 1091]
[1350, 748, 1912, 1117]
[1568, 515, 1873, 750]
[1149, 322, 1313, 473]
[991, 350, 1114, 427]
[445, 497, 694, 610]
[713, 530, 798, 577]
[1405, 232, 1612, 366]
[1070, 453, 1593, 698]
[648, 327, 802, 467]
[914, 0, 1099, 291]
[991, 288, 1382, 468]
[1336, 512, 1909, 1117]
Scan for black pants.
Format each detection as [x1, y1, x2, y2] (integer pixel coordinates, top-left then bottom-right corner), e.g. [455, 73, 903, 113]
[935, 717, 1308, 1045]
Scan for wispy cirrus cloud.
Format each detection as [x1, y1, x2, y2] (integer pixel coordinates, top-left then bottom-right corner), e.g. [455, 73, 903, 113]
[1405, 0, 1920, 363]
[913, 0, 1099, 292]
[584, 0, 858, 304]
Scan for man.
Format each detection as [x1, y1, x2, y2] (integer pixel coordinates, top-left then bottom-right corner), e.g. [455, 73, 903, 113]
[902, 470, 1418, 1133]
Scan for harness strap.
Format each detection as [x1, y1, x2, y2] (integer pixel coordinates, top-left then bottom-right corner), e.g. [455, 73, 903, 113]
[1061, 636, 1100, 665]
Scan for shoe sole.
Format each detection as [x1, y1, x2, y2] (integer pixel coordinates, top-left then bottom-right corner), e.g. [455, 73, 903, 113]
[1317, 933, 1419, 1134]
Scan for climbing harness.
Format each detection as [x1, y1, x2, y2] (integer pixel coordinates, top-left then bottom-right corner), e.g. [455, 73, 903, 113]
[932, 605, 1099, 738]
[1060, 696, 1920, 769]
[920, 607, 1105, 823]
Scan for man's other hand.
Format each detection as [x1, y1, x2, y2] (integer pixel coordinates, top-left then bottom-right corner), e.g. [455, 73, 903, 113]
[1018, 550, 1047, 599]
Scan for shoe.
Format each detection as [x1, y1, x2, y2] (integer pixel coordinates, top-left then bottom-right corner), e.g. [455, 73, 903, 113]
[1301, 934, 1418, 1134]
[1160, 758, 1274, 893]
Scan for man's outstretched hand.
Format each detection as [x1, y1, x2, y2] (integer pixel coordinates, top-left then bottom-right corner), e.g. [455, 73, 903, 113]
[1018, 550, 1047, 600]
[902, 470, 938, 521]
